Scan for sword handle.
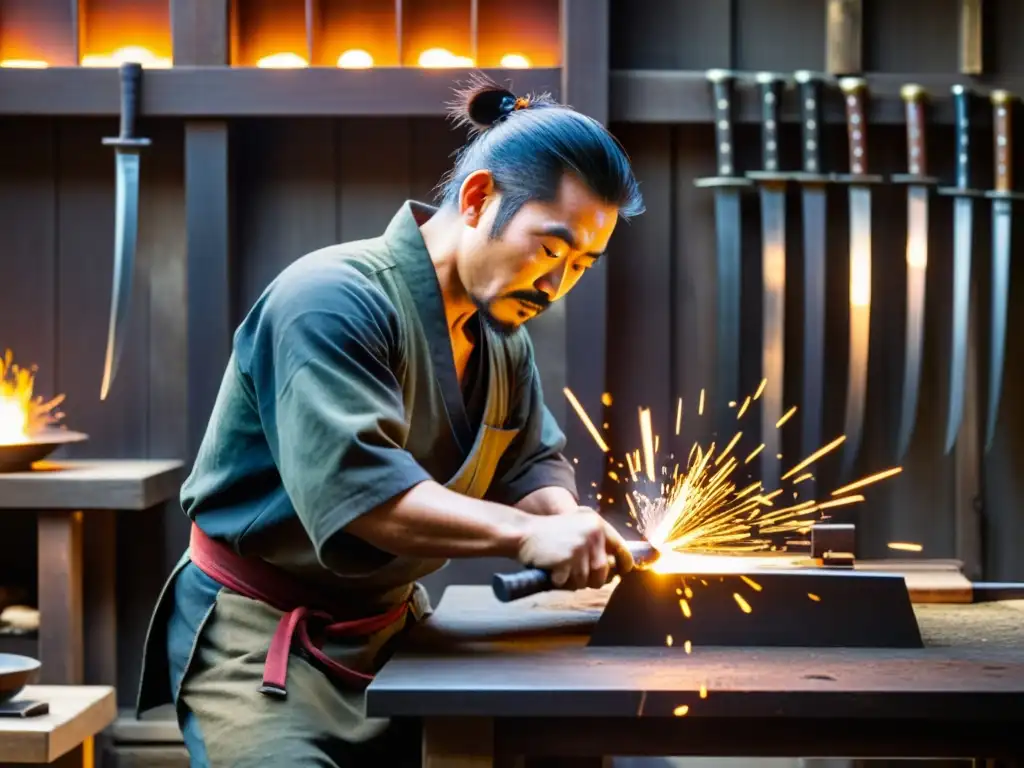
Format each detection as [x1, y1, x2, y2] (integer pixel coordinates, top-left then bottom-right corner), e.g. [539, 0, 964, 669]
[901, 84, 927, 176]
[795, 71, 823, 174]
[839, 77, 868, 174]
[952, 85, 972, 190]
[103, 62, 151, 148]
[992, 90, 1014, 193]
[755, 72, 784, 172]
[707, 69, 738, 177]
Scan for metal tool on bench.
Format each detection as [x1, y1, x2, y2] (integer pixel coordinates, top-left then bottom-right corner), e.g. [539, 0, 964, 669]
[100, 61, 151, 401]
[694, 69, 753, 438]
[984, 90, 1023, 451]
[892, 84, 938, 461]
[746, 72, 792, 492]
[492, 538, 658, 603]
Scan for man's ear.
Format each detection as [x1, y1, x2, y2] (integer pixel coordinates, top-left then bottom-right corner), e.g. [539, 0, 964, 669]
[458, 170, 495, 228]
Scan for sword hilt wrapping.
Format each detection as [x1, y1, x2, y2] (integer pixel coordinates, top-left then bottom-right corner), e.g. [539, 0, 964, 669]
[839, 77, 868, 175]
[103, 61, 151, 149]
[992, 90, 1014, 193]
[953, 85, 972, 190]
[755, 73, 783, 172]
[707, 69, 737, 177]
[795, 71, 823, 174]
[901, 84, 927, 176]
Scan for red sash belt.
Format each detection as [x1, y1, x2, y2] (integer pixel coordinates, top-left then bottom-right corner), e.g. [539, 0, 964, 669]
[188, 523, 409, 699]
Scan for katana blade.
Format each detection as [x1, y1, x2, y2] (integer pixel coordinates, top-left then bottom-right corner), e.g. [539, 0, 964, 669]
[694, 70, 752, 436]
[984, 89, 1021, 451]
[893, 84, 935, 461]
[747, 72, 789, 491]
[793, 71, 830, 491]
[100, 62, 151, 401]
[940, 85, 978, 453]
[837, 78, 877, 481]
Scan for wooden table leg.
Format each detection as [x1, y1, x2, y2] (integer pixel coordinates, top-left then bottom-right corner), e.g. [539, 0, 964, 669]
[422, 717, 496, 768]
[36, 511, 83, 685]
[83, 509, 117, 688]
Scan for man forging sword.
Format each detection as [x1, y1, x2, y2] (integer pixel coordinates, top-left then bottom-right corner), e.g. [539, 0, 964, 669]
[136, 75, 645, 766]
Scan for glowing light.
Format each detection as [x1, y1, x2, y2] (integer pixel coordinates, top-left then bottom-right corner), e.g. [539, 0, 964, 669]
[0, 59, 48, 68]
[81, 46, 171, 68]
[500, 53, 531, 68]
[337, 49, 374, 68]
[256, 52, 308, 69]
[418, 48, 473, 68]
[0, 350, 65, 445]
[888, 541, 923, 552]
[673, 705, 689, 717]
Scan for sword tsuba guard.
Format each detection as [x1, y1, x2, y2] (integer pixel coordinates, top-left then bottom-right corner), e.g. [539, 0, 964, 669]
[789, 172, 834, 185]
[936, 186, 988, 198]
[694, 175, 754, 189]
[830, 173, 885, 185]
[745, 170, 803, 184]
[890, 174, 940, 186]
[983, 189, 1024, 201]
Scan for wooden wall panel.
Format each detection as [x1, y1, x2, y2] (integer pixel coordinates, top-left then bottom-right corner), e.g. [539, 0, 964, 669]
[609, 0, 732, 70]
[336, 118, 413, 241]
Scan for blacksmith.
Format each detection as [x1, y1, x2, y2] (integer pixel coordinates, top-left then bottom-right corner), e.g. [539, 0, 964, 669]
[136, 75, 645, 766]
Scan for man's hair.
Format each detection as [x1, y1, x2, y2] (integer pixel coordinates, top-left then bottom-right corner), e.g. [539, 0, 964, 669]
[438, 74, 645, 237]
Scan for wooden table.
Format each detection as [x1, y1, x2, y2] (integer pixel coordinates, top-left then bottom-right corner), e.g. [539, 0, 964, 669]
[0, 686, 116, 765]
[0, 460, 184, 685]
[367, 585, 1024, 766]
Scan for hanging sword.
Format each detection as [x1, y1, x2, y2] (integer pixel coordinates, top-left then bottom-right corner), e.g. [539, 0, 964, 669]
[792, 71, 831, 495]
[746, 72, 791, 491]
[835, 77, 882, 481]
[983, 90, 1023, 451]
[695, 70, 752, 437]
[892, 84, 937, 461]
[100, 62, 151, 401]
[938, 85, 982, 453]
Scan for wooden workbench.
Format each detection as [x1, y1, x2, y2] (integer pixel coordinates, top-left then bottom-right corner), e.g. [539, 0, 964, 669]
[0, 460, 184, 685]
[367, 584, 1024, 766]
[0, 686, 116, 765]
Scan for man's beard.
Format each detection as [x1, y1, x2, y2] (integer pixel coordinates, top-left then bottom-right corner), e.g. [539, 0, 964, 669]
[471, 290, 551, 338]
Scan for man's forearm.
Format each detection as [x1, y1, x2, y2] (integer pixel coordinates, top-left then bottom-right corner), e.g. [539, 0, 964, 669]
[344, 480, 533, 559]
[516, 486, 579, 516]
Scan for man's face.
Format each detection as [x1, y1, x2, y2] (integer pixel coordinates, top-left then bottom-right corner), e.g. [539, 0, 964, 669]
[456, 171, 620, 335]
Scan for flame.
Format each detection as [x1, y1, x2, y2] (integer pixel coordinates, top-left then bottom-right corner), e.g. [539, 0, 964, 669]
[417, 48, 473, 68]
[0, 350, 65, 446]
[0, 59, 48, 68]
[337, 49, 374, 69]
[256, 52, 308, 69]
[81, 46, 171, 68]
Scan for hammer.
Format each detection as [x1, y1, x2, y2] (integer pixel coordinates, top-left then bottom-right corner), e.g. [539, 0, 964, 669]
[491, 539, 658, 602]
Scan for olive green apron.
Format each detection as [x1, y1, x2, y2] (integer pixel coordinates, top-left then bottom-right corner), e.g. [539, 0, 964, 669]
[138, 324, 518, 766]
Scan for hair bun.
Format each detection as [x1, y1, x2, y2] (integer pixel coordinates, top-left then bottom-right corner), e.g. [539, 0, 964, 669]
[467, 88, 518, 127]
[446, 73, 534, 135]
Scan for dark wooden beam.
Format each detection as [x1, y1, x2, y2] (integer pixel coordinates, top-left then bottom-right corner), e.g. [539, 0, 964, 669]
[0, 66, 562, 116]
[171, 0, 230, 66]
[560, 0, 609, 502]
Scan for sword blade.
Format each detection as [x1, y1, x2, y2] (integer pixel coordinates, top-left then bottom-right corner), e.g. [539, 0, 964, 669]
[100, 149, 142, 400]
[800, 185, 827, 489]
[841, 185, 872, 480]
[986, 199, 1012, 451]
[944, 196, 974, 452]
[713, 188, 742, 433]
[759, 185, 786, 490]
[896, 186, 929, 460]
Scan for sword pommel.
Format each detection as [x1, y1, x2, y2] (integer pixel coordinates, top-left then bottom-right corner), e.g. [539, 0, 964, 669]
[839, 78, 868, 175]
[992, 90, 1015, 193]
[901, 84, 928, 176]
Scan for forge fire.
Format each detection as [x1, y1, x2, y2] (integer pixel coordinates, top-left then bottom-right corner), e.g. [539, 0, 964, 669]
[0, 349, 64, 445]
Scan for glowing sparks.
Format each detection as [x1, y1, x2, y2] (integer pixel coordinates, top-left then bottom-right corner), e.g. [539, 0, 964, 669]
[601, 392, 613, 407]
[831, 466, 903, 496]
[776, 405, 797, 428]
[815, 494, 864, 511]
[563, 388, 609, 452]
[753, 378, 767, 399]
[699, 683, 707, 698]
[0, 350, 65, 445]
[675, 398, 683, 435]
[888, 541, 923, 552]
[639, 408, 656, 482]
[685, 640, 693, 654]
[733, 593, 753, 613]
[808, 593, 821, 601]
[740, 576, 762, 592]
[698, 389, 705, 415]
[679, 599, 691, 618]
[736, 396, 752, 419]
[780, 435, 846, 480]
[666, 634, 673, 646]
[673, 705, 690, 717]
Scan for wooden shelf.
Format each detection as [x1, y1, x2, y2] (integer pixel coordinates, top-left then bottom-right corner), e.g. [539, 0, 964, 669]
[609, 69, 1013, 125]
[0, 65, 561, 116]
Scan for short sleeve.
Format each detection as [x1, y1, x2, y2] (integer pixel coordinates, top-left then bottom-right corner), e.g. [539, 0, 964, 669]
[485, 352, 579, 506]
[239, 261, 433, 563]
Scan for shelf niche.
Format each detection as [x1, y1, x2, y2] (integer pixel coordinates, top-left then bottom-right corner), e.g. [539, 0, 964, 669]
[477, 0, 559, 69]
[401, 0, 472, 68]
[230, 0, 309, 68]
[78, 0, 172, 68]
[311, 0, 399, 69]
[0, 0, 77, 68]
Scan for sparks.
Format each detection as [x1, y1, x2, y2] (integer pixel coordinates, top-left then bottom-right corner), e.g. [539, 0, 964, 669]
[888, 541, 923, 552]
[563, 388, 609, 452]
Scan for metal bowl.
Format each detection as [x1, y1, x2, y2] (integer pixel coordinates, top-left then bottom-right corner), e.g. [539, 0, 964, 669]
[0, 654, 41, 703]
[0, 430, 89, 472]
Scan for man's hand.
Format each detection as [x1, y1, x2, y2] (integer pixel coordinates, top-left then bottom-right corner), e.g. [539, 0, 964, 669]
[516, 509, 636, 590]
